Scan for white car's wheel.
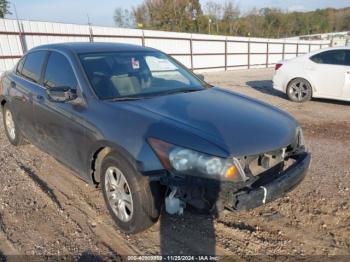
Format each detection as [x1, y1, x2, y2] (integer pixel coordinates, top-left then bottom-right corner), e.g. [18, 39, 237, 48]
[287, 78, 312, 103]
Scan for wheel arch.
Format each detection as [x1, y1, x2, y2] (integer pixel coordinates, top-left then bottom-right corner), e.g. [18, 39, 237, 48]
[89, 141, 144, 186]
[0, 96, 7, 107]
[286, 76, 315, 95]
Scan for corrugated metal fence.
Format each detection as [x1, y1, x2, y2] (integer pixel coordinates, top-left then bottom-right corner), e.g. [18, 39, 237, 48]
[0, 18, 331, 74]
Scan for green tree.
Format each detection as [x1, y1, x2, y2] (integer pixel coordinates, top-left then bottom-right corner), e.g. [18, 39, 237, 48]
[222, 1, 240, 35]
[0, 0, 11, 18]
[133, 0, 203, 33]
[204, 1, 223, 34]
[122, 1, 350, 38]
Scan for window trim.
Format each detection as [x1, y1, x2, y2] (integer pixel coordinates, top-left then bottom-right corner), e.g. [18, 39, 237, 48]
[43, 50, 78, 90]
[20, 50, 49, 84]
[15, 56, 26, 76]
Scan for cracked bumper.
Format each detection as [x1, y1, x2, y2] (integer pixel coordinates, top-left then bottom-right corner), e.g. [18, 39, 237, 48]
[232, 152, 311, 210]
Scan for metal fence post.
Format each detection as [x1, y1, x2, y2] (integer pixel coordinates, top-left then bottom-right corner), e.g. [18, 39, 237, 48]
[14, 4, 27, 54]
[224, 37, 227, 71]
[266, 42, 269, 68]
[282, 42, 285, 60]
[296, 42, 299, 57]
[88, 25, 94, 43]
[18, 22, 27, 54]
[247, 40, 250, 69]
[190, 35, 193, 71]
[141, 30, 145, 46]
[14, 18, 27, 55]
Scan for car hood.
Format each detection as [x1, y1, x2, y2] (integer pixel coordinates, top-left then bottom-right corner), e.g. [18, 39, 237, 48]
[128, 87, 299, 156]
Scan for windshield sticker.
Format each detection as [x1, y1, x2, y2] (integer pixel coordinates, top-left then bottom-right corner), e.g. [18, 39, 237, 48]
[157, 59, 177, 71]
[145, 57, 177, 71]
[131, 58, 140, 70]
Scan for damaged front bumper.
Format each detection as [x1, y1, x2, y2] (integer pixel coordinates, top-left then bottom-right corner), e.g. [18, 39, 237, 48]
[159, 152, 311, 213]
[226, 152, 311, 210]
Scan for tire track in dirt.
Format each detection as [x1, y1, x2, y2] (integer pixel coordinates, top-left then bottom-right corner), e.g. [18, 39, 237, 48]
[16, 161, 63, 210]
[14, 149, 141, 256]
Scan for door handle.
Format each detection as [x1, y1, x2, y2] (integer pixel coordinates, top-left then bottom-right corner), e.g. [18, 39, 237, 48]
[37, 95, 44, 101]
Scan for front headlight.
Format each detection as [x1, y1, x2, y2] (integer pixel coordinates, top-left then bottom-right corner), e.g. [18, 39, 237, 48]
[148, 138, 246, 182]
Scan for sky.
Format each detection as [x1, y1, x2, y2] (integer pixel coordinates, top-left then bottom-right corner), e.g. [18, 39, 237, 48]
[6, 0, 350, 27]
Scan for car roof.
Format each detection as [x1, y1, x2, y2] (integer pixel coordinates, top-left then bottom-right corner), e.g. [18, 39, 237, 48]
[31, 42, 158, 54]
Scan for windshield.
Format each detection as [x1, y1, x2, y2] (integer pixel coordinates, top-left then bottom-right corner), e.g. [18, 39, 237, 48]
[79, 51, 205, 100]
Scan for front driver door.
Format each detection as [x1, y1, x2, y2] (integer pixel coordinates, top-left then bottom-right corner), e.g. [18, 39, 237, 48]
[33, 51, 89, 176]
[308, 49, 348, 98]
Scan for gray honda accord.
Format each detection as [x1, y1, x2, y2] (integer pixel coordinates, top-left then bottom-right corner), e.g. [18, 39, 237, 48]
[0, 43, 310, 233]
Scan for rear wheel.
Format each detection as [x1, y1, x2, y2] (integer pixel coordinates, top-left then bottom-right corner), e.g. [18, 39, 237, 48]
[287, 78, 312, 103]
[2, 104, 25, 146]
[101, 153, 162, 234]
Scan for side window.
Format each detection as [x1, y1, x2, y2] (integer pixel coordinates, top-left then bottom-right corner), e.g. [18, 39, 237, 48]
[310, 50, 348, 66]
[346, 51, 350, 66]
[16, 56, 26, 75]
[44, 52, 77, 89]
[21, 51, 47, 83]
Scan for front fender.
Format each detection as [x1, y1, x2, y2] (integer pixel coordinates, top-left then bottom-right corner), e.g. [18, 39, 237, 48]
[87, 139, 163, 184]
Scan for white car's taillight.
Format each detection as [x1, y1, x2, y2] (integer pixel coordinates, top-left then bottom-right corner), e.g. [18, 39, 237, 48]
[275, 63, 283, 71]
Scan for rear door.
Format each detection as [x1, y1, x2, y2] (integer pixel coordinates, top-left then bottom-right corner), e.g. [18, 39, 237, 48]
[308, 50, 348, 98]
[9, 51, 48, 142]
[33, 51, 89, 174]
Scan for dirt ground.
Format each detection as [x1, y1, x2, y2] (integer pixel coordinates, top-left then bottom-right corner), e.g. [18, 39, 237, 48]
[0, 68, 349, 260]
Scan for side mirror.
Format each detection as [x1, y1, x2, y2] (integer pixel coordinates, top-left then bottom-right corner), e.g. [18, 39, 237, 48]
[196, 74, 205, 81]
[46, 86, 78, 103]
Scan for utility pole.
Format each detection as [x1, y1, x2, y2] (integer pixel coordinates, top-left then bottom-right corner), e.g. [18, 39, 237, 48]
[87, 14, 93, 42]
[13, 3, 27, 53]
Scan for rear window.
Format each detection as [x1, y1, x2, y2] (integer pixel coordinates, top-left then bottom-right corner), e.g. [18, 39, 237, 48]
[21, 51, 47, 83]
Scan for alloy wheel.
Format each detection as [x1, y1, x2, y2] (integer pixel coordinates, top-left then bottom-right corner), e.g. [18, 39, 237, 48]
[288, 80, 310, 102]
[5, 109, 16, 140]
[105, 166, 134, 222]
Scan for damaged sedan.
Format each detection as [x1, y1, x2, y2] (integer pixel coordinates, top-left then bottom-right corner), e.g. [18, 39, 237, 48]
[0, 43, 310, 233]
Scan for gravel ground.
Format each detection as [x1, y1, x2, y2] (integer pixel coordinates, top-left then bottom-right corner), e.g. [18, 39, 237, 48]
[0, 68, 349, 259]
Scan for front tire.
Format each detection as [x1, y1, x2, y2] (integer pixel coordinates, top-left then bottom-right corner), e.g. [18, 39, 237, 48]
[2, 104, 25, 146]
[101, 153, 162, 234]
[287, 78, 312, 103]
